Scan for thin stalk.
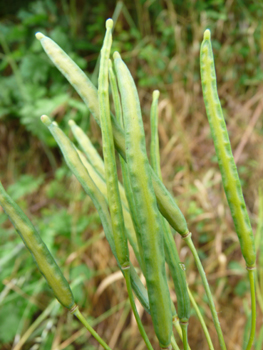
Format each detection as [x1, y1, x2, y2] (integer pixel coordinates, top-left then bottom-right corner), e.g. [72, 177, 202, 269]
[256, 324, 263, 350]
[245, 269, 256, 350]
[73, 308, 112, 350]
[173, 317, 183, 340]
[188, 287, 214, 350]
[183, 234, 227, 350]
[180, 323, 188, 350]
[172, 317, 192, 350]
[171, 335, 181, 350]
[123, 268, 154, 350]
[255, 276, 263, 312]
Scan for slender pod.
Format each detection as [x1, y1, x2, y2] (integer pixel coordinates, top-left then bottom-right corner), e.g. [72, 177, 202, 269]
[35, 32, 100, 125]
[149, 91, 190, 349]
[99, 21, 153, 350]
[108, 58, 146, 274]
[36, 32, 189, 238]
[68, 119, 129, 211]
[114, 51, 172, 348]
[108, 59, 122, 126]
[200, 29, 256, 350]
[0, 185, 121, 350]
[69, 120, 105, 177]
[98, 19, 129, 268]
[150, 90, 162, 180]
[77, 149, 141, 266]
[0, 182, 75, 310]
[41, 115, 151, 314]
[200, 29, 256, 268]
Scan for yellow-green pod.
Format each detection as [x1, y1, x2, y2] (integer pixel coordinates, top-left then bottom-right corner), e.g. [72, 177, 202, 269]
[0, 182, 75, 310]
[114, 51, 172, 348]
[150, 90, 190, 349]
[150, 90, 162, 180]
[108, 58, 146, 274]
[200, 30, 256, 268]
[68, 120, 105, 177]
[35, 31, 188, 237]
[68, 120, 129, 211]
[35, 32, 100, 125]
[41, 115, 151, 314]
[98, 19, 129, 268]
[76, 149, 141, 267]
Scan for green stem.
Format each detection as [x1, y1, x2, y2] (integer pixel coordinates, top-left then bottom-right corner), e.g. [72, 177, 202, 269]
[188, 287, 214, 350]
[184, 235, 227, 350]
[180, 322, 189, 350]
[173, 317, 183, 340]
[123, 268, 154, 350]
[256, 324, 263, 350]
[255, 276, 263, 313]
[73, 308, 112, 350]
[171, 335, 181, 350]
[245, 269, 256, 350]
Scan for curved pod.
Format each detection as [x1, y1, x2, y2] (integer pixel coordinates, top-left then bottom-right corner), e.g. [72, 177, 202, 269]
[36, 32, 188, 238]
[41, 115, 151, 314]
[200, 30, 256, 268]
[114, 52, 172, 348]
[0, 182, 75, 310]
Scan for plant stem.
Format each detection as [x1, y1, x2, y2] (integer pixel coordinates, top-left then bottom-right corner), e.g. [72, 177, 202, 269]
[73, 308, 112, 350]
[180, 322, 189, 350]
[255, 276, 263, 312]
[123, 268, 154, 350]
[183, 235, 227, 350]
[245, 269, 256, 350]
[173, 318, 193, 350]
[188, 287, 215, 350]
[173, 317, 183, 340]
[171, 335, 181, 350]
[256, 324, 263, 350]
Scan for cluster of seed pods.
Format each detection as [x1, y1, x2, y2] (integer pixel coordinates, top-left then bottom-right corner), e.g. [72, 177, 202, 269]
[0, 18, 256, 350]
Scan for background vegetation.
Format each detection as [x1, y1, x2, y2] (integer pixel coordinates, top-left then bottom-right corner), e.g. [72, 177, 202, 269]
[0, 0, 263, 349]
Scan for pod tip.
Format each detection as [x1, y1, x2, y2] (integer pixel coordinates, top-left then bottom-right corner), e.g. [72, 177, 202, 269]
[41, 115, 52, 126]
[35, 32, 45, 40]
[113, 51, 121, 60]
[106, 18, 114, 29]
[108, 58, 113, 68]
[153, 90, 160, 99]
[68, 119, 75, 126]
[203, 29, 211, 41]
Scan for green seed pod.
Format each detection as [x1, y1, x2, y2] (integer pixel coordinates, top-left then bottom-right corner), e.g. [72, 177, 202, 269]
[0, 182, 75, 310]
[108, 58, 146, 274]
[114, 51, 172, 348]
[200, 30, 256, 268]
[150, 90, 162, 180]
[149, 90, 190, 326]
[77, 149, 141, 265]
[35, 31, 124, 157]
[98, 18, 129, 268]
[36, 32, 188, 237]
[35, 32, 100, 125]
[68, 120, 105, 178]
[68, 120, 129, 211]
[41, 115, 150, 313]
